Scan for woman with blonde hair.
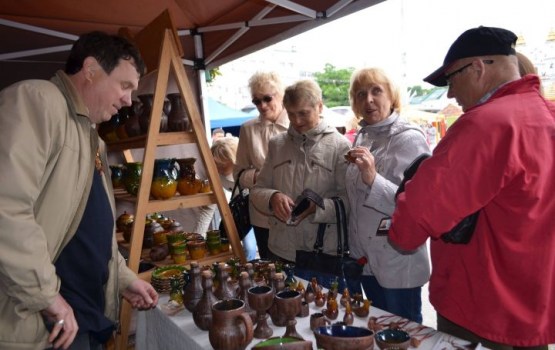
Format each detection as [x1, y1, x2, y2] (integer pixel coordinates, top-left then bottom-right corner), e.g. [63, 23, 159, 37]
[235, 71, 289, 259]
[344, 67, 431, 322]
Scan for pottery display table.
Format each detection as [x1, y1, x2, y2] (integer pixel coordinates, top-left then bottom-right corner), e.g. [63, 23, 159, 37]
[135, 281, 485, 350]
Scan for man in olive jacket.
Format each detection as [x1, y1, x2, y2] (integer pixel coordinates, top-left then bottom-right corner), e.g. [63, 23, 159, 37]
[0, 32, 158, 350]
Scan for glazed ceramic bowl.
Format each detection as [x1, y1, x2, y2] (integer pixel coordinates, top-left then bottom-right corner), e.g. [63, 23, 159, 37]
[313, 325, 374, 350]
[252, 336, 313, 350]
[374, 329, 411, 350]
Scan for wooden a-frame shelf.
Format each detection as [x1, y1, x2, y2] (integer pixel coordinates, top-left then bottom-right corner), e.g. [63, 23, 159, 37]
[112, 23, 245, 350]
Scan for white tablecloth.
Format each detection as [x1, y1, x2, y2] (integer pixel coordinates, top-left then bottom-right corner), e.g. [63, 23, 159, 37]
[136, 291, 484, 350]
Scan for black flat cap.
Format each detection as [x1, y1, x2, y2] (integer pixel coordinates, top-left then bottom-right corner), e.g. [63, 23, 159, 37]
[424, 26, 517, 86]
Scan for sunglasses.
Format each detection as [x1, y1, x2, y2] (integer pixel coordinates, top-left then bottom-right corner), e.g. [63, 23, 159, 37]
[252, 95, 274, 106]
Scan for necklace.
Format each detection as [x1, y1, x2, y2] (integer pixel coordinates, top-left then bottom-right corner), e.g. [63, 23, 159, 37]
[95, 150, 103, 173]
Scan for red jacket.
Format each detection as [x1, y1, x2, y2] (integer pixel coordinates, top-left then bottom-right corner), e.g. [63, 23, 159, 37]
[389, 76, 555, 346]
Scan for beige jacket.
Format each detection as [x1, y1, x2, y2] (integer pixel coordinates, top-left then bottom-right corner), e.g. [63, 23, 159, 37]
[250, 121, 351, 261]
[0, 72, 136, 349]
[234, 109, 289, 228]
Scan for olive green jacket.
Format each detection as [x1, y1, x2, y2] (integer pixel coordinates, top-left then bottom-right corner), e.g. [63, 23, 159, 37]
[0, 71, 136, 349]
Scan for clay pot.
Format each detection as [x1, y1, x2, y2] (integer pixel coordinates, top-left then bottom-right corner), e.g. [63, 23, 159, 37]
[116, 211, 134, 232]
[187, 240, 207, 260]
[143, 220, 164, 249]
[149, 243, 169, 262]
[209, 299, 254, 350]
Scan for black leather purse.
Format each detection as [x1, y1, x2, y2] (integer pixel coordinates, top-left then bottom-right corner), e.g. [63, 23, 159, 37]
[395, 153, 480, 244]
[295, 197, 364, 281]
[219, 169, 251, 241]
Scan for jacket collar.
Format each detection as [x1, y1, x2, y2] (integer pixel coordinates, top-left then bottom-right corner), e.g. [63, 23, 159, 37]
[359, 111, 425, 139]
[257, 107, 289, 129]
[50, 70, 91, 124]
[287, 117, 336, 143]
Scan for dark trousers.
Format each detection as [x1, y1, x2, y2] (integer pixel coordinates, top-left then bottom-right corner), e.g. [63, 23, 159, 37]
[437, 314, 548, 350]
[252, 225, 270, 260]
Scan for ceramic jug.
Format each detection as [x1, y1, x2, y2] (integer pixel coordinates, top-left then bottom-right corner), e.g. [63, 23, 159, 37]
[183, 262, 203, 312]
[122, 162, 142, 196]
[176, 157, 202, 195]
[214, 262, 236, 300]
[193, 270, 218, 330]
[124, 100, 142, 137]
[151, 158, 178, 200]
[167, 93, 190, 132]
[138, 94, 168, 134]
[209, 299, 254, 350]
[109, 164, 124, 189]
[237, 271, 257, 323]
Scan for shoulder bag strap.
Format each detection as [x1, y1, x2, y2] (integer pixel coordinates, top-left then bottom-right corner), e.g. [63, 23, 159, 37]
[313, 223, 326, 253]
[333, 197, 343, 257]
[231, 168, 247, 197]
[336, 197, 350, 257]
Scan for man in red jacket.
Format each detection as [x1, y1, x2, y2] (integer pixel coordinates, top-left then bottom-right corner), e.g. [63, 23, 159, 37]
[389, 26, 554, 349]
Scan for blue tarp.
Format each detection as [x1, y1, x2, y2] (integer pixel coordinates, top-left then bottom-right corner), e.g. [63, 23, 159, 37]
[207, 98, 256, 129]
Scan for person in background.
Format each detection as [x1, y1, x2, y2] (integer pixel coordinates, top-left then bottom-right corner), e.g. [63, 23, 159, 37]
[211, 136, 258, 261]
[211, 127, 225, 141]
[235, 71, 289, 259]
[344, 68, 430, 323]
[389, 26, 555, 349]
[250, 79, 351, 289]
[0, 31, 158, 350]
[516, 51, 544, 95]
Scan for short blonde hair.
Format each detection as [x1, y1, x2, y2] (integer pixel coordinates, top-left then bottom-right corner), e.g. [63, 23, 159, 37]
[283, 79, 322, 108]
[349, 68, 401, 120]
[211, 136, 239, 165]
[516, 51, 537, 76]
[248, 71, 285, 97]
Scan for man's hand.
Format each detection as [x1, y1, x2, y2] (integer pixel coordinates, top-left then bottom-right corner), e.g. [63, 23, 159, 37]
[41, 294, 78, 350]
[122, 279, 159, 310]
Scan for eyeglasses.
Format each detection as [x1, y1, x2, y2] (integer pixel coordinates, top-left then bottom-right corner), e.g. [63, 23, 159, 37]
[252, 94, 274, 106]
[445, 60, 494, 85]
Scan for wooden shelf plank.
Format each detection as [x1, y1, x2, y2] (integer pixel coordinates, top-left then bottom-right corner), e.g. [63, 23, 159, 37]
[113, 189, 216, 210]
[106, 131, 196, 152]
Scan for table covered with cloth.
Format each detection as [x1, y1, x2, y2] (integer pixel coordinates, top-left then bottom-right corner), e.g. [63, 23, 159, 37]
[136, 284, 486, 350]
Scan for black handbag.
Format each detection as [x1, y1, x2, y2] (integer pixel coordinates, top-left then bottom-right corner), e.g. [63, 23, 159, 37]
[395, 153, 479, 244]
[295, 197, 364, 282]
[219, 169, 251, 241]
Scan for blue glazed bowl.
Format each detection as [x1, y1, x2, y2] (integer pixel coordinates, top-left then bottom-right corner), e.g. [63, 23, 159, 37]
[374, 329, 411, 349]
[313, 325, 374, 350]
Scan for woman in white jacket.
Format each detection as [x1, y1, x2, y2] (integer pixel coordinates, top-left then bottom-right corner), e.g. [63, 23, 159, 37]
[345, 68, 430, 323]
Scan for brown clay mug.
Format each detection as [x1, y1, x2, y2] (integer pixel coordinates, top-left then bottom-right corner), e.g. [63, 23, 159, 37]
[209, 298, 254, 350]
[310, 312, 330, 331]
